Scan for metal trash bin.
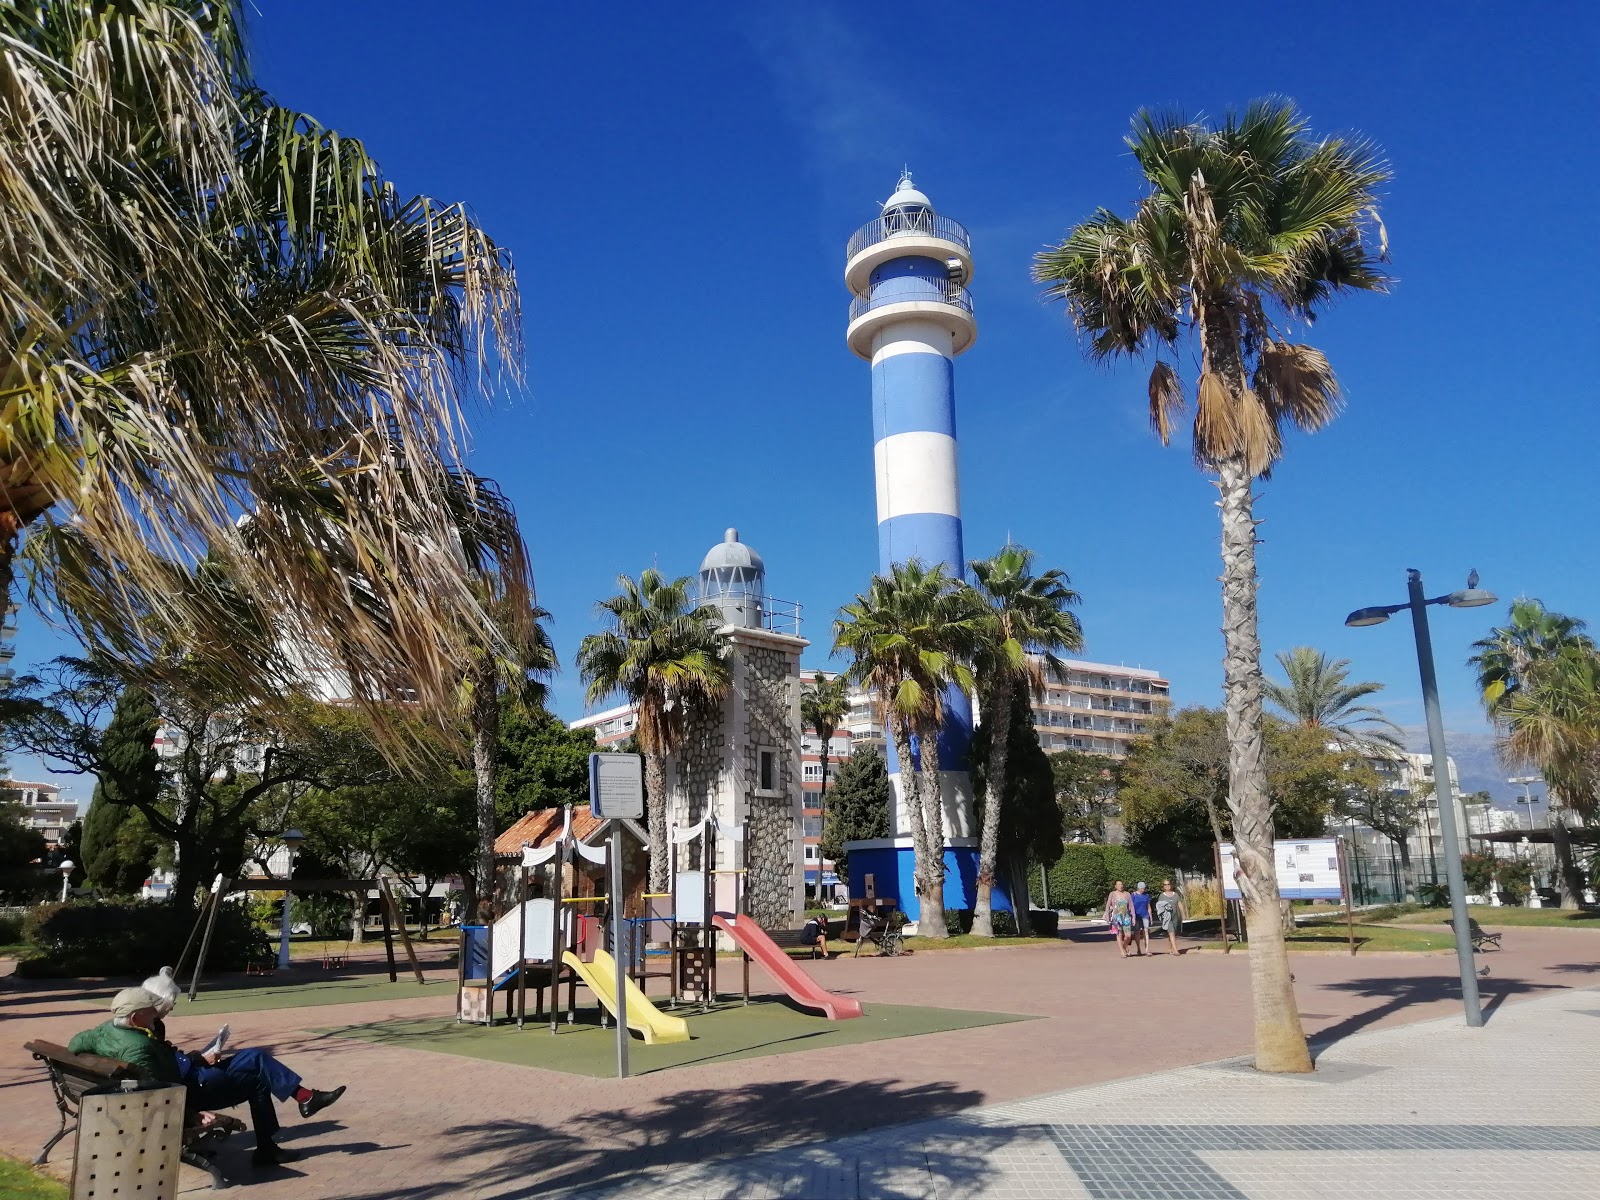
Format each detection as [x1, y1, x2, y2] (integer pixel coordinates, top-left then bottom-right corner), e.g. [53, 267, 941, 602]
[72, 1080, 185, 1199]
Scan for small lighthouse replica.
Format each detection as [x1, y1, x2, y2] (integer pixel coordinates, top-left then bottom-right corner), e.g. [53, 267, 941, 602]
[843, 172, 989, 922]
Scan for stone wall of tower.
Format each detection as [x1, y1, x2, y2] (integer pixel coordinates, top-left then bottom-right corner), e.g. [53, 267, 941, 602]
[739, 638, 802, 928]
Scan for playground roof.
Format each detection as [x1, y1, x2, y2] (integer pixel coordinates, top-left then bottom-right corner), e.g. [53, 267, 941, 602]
[493, 806, 605, 857]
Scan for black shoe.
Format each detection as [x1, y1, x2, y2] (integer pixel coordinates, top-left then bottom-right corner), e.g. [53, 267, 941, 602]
[252, 1141, 298, 1168]
[298, 1085, 346, 1119]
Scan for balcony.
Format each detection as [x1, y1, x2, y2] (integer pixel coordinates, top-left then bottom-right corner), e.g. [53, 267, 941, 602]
[846, 211, 974, 298]
[847, 277, 975, 359]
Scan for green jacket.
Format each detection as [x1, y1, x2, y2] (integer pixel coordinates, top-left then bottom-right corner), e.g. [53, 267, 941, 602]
[68, 1021, 181, 1084]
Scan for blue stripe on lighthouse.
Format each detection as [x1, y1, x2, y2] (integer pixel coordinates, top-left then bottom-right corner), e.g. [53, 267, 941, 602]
[871, 353, 956, 442]
[878, 512, 965, 575]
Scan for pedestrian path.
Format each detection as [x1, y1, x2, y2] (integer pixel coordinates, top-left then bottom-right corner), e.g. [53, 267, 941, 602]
[551, 987, 1600, 1200]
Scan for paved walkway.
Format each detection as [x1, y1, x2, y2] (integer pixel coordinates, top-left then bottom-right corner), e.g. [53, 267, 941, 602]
[2, 923, 1596, 1197]
[561, 987, 1600, 1199]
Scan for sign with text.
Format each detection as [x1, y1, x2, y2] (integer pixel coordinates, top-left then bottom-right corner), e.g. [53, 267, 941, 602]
[1219, 838, 1342, 901]
[589, 752, 644, 820]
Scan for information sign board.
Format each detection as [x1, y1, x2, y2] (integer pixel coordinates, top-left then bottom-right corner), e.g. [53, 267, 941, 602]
[589, 753, 644, 820]
[1219, 837, 1342, 900]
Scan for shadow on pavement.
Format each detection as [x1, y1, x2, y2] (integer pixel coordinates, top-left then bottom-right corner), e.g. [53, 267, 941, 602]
[1311, 973, 1565, 1052]
[332, 1077, 993, 1199]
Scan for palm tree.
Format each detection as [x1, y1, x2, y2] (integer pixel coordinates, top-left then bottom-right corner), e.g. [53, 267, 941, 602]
[1264, 647, 1402, 753]
[576, 571, 729, 891]
[1471, 603, 1598, 907]
[1034, 100, 1390, 1073]
[801, 674, 852, 815]
[833, 561, 984, 940]
[968, 546, 1083, 937]
[0, 2, 524, 739]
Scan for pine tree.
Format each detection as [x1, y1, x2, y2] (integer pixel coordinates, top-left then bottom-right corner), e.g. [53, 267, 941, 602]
[819, 748, 891, 884]
[80, 686, 162, 894]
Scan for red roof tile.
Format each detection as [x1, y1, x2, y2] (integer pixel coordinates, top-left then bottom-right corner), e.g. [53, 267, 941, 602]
[493, 807, 604, 857]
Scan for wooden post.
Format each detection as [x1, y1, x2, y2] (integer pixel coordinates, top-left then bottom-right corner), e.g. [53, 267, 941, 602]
[380, 878, 424, 984]
[379, 884, 398, 982]
[517, 865, 528, 1029]
[1338, 839, 1357, 956]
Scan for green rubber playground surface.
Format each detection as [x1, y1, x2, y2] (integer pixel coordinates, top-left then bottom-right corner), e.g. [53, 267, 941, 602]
[315, 999, 1030, 1077]
[172, 974, 452, 1015]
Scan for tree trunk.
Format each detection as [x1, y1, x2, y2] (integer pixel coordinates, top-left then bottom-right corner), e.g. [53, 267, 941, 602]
[1396, 838, 1416, 901]
[1549, 811, 1583, 909]
[973, 674, 1016, 938]
[1217, 456, 1312, 1073]
[889, 717, 939, 937]
[350, 893, 366, 943]
[471, 663, 499, 922]
[645, 751, 669, 893]
[916, 723, 950, 939]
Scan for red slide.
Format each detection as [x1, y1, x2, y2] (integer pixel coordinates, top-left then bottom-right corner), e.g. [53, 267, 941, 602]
[712, 914, 864, 1020]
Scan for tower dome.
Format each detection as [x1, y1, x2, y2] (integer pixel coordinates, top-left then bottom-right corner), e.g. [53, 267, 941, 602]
[698, 528, 766, 628]
[882, 170, 933, 214]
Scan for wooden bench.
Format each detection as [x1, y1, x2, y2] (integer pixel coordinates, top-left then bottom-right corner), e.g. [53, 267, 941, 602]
[1444, 917, 1502, 952]
[766, 926, 824, 957]
[24, 1040, 244, 1189]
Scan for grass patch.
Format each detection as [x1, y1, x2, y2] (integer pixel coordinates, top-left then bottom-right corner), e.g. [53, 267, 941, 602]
[169, 974, 451, 1016]
[1391, 905, 1600, 929]
[0, 1154, 68, 1199]
[1188, 922, 1456, 953]
[318, 998, 1027, 1077]
[0, 942, 29, 958]
[901, 934, 1059, 951]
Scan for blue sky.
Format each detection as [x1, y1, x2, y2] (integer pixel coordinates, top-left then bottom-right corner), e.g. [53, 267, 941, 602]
[10, 2, 1598, 803]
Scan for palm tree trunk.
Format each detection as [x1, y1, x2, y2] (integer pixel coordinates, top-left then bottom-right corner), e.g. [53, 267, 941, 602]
[1549, 810, 1583, 909]
[917, 723, 950, 939]
[889, 716, 940, 936]
[973, 674, 1015, 938]
[645, 751, 669, 893]
[1217, 456, 1312, 1073]
[1396, 839, 1415, 901]
[471, 662, 499, 922]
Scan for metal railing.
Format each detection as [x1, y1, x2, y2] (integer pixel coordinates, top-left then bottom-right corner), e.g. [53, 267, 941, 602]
[849, 278, 973, 323]
[847, 210, 971, 261]
[761, 596, 803, 637]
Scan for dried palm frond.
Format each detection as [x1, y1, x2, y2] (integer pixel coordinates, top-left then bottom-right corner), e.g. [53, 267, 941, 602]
[1147, 361, 1184, 444]
[1254, 341, 1343, 435]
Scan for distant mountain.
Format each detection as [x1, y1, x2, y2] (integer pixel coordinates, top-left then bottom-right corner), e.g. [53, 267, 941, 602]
[1401, 726, 1531, 812]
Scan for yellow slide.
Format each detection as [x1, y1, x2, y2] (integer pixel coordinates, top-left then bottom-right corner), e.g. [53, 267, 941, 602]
[562, 949, 690, 1044]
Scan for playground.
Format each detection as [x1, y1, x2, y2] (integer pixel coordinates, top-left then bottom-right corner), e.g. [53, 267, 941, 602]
[3, 916, 1597, 1198]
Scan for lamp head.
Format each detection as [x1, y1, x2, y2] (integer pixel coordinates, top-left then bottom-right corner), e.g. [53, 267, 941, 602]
[1345, 607, 1393, 628]
[1447, 588, 1497, 609]
[281, 828, 304, 854]
[59, 859, 75, 875]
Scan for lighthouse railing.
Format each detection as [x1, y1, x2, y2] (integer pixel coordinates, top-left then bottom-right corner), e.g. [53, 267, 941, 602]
[849, 279, 973, 323]
[846, 211, 971, 261]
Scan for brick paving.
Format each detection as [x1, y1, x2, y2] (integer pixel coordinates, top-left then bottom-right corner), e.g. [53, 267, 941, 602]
[2, 923, 1595, 1198]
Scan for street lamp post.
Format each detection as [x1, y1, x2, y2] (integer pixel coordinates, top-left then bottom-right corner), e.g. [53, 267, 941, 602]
[1346, 569, 1496, 1028]
[277, 829, 304, 971]
[58, 860, 75, 902]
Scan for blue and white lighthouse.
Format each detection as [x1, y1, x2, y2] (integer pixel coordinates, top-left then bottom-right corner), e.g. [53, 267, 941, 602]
[844, 173, 1003, 921]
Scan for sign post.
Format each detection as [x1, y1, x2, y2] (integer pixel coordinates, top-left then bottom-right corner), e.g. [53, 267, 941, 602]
[1337, 838, 1357, 956]
[589, 753, 644, 1080]
[1219, 839, 1344, 950]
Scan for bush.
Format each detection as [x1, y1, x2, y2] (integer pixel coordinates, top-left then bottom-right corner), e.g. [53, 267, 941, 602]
[0, 911, 23, 944]
[942, 908, 974, 934]
[1493, 859, 1533, 905]
[1102, 845, 1172, 893]
[990, 910, 1017, 937]
[15, 899, 270, 979]
[1183, 880, 1221, 917]
[1460, 854, 1496, 897]
[1030, 844, 1180, 913]
[1026, 909, 1059, 937]
[1417, 882, 1451, 907]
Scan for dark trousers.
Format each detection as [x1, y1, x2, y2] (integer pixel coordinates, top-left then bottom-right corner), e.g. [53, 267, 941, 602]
[190, 1047, 302, 1143]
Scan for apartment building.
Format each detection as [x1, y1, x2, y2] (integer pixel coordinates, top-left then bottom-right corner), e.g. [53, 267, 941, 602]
[2, 780, 80, 849]
[1027, 658, 1170, 757]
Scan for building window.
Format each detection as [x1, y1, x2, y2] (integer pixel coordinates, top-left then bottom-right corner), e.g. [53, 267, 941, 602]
[755, 746, 780, 796]
[803, 763, 823, 781]
[804, 845, 818, 862]
[803, 816, 823, 838]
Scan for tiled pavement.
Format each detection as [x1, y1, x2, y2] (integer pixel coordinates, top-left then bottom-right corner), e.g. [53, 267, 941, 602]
[555, 987, 1600, 1199]
[4, 927, 1598, 1197]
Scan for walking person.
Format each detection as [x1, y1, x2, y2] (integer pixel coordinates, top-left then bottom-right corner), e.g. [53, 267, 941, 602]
[1103, 880, 1135, 958]
[1129, 882, 1153, 956]
[1155, 879, 1187, 955]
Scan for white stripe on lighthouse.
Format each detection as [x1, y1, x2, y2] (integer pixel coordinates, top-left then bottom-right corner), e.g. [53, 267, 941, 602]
[874, 431, 961, 523]
[871, 317, 956, 364]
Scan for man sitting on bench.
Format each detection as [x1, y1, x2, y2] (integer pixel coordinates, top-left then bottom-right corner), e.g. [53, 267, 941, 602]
[68, 987, 346, 1168]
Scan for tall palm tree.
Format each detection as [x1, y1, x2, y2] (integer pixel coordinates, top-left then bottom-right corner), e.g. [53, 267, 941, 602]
[1034, 100, 1390, 1072]
[801, 674, 851, 815]
[1471, 602, 1598, 907]
[833, 560, 984, 940]
[576, 571, 729, 891]
[0, 1, 523, 739]
[968, 545, 1083, 937]
[1264, 647, 1402, 753]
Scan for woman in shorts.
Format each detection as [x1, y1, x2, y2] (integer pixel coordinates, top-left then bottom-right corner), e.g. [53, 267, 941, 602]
[1103, 880, 1135, 958]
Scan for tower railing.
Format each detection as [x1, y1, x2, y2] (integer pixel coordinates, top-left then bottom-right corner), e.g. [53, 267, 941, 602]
[846, 211, 971, 263]
[849, 278, 974, 323]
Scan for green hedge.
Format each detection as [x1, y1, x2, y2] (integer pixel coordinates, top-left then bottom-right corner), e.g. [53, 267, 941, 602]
[1027, 909, 1059, 937]
[1030, 844, 1176, 913]
[15, 899, 270, 979]
[0, 911, 23, 944]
